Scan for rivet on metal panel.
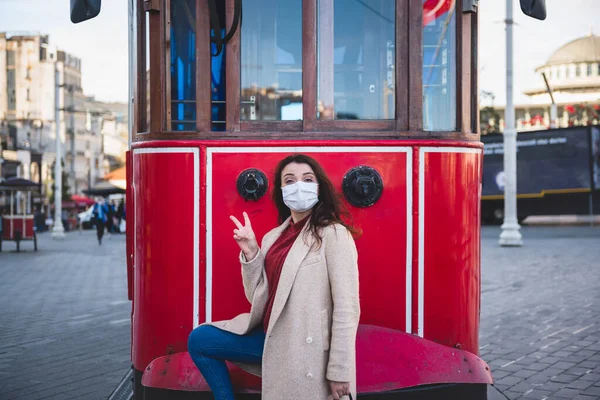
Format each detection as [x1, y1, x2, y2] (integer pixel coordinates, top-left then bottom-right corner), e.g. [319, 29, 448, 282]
[166, 345, 175, 355]
[146, 366, 151, 371]
[161, 370, 167, 376]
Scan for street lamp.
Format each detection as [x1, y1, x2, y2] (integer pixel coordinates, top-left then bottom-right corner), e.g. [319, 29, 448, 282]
[51, 62, 65, 239]
[499, 0, 523, 246]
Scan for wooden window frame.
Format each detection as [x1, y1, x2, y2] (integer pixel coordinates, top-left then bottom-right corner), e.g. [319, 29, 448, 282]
[136, 0, 479, 142]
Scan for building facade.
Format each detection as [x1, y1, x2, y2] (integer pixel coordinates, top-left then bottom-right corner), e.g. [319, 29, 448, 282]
[0, 32, 127, 211]
[481, 33, 600, 134]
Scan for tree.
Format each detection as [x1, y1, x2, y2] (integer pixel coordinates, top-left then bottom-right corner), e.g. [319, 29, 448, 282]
[480, 106, 502, 135]
[50, 159, 71, 202]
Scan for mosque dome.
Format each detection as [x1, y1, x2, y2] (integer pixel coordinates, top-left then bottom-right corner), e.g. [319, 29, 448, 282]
[543, 34, 600, 67]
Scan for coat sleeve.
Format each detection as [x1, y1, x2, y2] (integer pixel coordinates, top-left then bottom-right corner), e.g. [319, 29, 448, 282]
[239, 232, 271, 304]
[324, 224, 360, 383]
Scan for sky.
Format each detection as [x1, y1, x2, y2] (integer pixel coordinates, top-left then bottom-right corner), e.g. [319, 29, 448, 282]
[0, 0, 599, 106]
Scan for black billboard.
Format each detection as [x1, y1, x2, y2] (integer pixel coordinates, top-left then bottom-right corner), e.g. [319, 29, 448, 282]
[482, 127, 594, 198]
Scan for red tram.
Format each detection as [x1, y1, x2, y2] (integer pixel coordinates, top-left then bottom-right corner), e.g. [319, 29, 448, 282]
[71, 0, 546, 398]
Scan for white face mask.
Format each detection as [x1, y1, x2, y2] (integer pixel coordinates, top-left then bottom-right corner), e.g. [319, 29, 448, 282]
[281, 181, 319, 213]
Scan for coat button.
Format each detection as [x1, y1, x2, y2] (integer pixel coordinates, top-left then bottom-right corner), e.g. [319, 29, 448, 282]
[306, 337, 313, 344]
[306, 372, 313, 380]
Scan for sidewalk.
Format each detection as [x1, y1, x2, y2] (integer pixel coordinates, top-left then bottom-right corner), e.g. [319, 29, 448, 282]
[0, 230, 131, 400]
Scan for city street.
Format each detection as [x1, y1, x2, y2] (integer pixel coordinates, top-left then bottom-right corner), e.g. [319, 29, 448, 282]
[0, 225, 599, 399]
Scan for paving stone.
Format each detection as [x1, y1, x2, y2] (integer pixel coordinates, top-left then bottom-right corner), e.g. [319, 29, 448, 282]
[535, 355, 564, 365]
[566, 379, 596, 391]
[573, 395, 600, 400]
[495, 375, 523, 387]
[578, 360, 600, 369]
[523, 362, 557, 372]
[575, 349, 598, 358]
[580, 372, 600, 382]
[550, 373, 580, 384]
[566, 366, 596, 376]
[511, 369, 537, 379]
[552, 361, 578, 370]
[553, 387, 585, 398]
[582, 385, 600, 396]
[536, 381, 567, 392]
[491, 369, 513, 380]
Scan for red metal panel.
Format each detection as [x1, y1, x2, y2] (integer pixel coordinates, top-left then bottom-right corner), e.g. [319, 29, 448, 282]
[422, 150, 482, 354]
[208, 150, 408, 331]
[132, 150, 197, 371]
[142, 324, 492, 392]
[2, 216, 34, 240]
[126, 150, 134, 301]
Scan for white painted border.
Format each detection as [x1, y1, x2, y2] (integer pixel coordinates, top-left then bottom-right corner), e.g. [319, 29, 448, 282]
[417, 147, 482, 338]
[207, 146, 413, 332]
[132, 147, 200, 328]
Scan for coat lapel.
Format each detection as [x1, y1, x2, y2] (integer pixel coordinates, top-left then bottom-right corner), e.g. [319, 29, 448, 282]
[266, 219, 313, 335]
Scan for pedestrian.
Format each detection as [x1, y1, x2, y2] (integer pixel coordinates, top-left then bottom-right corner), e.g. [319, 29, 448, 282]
[117, 201, 125, 233]
[188, 154, 361, 400]
[93, 198, 108, 245]
[106, 201, 115, 234]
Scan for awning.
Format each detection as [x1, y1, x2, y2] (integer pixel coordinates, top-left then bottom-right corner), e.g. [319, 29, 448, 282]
[70, 194, 95, 206]
[103, 166, 126, 190]
[0, 177, 41, 192]
[83, 181, 126, 196]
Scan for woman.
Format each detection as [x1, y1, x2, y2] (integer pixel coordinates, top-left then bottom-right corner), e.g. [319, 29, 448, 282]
[188, 154, 360, 400]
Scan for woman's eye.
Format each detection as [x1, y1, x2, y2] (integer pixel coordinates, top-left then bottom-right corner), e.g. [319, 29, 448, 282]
[304, 178, 314, 182]
[285, 179, 294, 184]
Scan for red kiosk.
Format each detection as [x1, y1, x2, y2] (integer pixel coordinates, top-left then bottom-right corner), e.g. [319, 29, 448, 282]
[0, 178, 39, 252]
[71, 0, 547, 398]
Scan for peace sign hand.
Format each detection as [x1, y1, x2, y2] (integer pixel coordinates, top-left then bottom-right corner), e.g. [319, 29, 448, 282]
[230, 212, 259, 261]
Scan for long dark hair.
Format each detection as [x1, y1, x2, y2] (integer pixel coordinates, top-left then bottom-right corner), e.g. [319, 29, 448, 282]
[272, 154, 360, 247]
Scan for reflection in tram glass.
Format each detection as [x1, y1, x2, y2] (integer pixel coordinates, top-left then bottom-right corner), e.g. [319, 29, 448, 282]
[422, 0, 456, 131]
[241, 0, 303, 121]
[318, 0, 395, 120]
[170, 0, 197, 131]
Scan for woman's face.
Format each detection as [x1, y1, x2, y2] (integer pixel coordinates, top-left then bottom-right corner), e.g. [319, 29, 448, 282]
[281, 162, 318, 187]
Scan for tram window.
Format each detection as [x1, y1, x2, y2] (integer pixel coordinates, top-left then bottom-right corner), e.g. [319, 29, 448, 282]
[240, 0, 303, 121]
[170, 0, 197, 131]
[422, 0, 457, 131]
[317, 0, 395, 120]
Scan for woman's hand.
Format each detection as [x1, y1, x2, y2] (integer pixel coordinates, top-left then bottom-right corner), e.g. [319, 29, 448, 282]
[230, 212, 259, 261]
[328, 381, 350, 399]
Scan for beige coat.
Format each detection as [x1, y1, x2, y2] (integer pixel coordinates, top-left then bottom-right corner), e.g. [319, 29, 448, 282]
[204, 217, 360, 400]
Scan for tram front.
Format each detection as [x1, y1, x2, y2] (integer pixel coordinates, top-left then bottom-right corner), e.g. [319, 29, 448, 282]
[70, 0, 546, 399]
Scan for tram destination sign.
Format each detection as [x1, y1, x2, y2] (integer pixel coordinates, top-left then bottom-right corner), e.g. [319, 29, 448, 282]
[482, 127, 593, 197]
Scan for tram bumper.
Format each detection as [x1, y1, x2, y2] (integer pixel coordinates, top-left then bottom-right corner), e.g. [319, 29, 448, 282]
[140, 324, 492, 394]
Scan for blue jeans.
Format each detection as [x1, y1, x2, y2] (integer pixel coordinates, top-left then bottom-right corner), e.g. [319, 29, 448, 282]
[188, 325, 265, 400]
